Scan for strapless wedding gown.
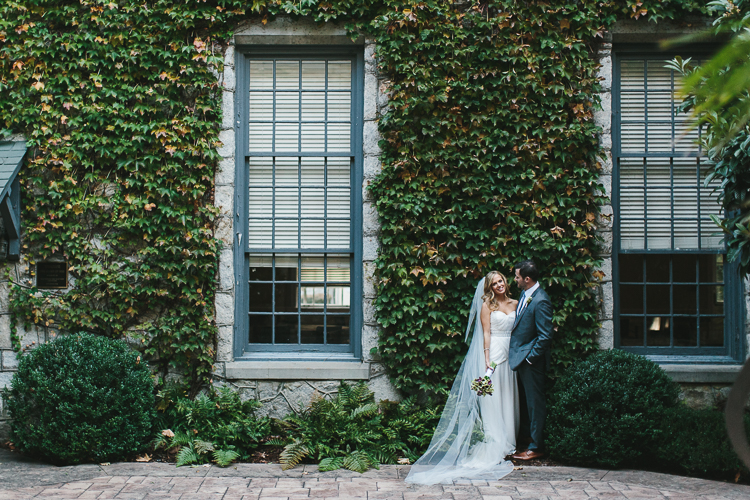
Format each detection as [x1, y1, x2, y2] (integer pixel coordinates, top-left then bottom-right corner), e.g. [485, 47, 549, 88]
[459, 310, 520, 468]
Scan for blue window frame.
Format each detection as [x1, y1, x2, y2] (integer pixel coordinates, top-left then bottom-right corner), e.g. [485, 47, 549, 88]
[613, 47, 744, 363]
[234, 46, 364, 359]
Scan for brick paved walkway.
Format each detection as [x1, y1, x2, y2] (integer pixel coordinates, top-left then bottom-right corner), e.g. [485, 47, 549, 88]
[1, 450, 748, 499]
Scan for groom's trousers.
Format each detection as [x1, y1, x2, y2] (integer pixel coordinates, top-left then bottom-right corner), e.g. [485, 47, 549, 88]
[516, 360, 546, 451]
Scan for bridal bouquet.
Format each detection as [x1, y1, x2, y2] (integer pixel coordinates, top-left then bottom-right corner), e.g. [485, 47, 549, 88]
[471, 362, 497, 397]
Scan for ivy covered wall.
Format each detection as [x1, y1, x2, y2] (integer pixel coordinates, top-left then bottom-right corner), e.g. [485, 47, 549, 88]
[0, 0, 710, 401]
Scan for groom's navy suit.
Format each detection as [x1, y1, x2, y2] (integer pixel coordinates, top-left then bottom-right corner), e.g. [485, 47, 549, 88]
[510, 286, 553, 452]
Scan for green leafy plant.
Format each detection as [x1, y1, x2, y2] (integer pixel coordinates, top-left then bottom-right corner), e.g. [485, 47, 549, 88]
[153, 383, 270, 467]
[547, 349, 680, 468]
[277, 382, 440, 472]
[2, 333, 155, 465]
[653, 405, 750, 481]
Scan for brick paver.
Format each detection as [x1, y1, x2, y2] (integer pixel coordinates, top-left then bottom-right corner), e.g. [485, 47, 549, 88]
[1, 448, 749, 500]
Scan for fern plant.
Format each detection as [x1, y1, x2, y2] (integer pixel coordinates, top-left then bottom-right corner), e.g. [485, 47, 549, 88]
[153, 383, 271, 467]
[277, 382, 441, 472]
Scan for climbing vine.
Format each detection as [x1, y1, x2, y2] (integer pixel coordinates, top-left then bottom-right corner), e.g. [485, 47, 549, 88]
[0, 0, 707, 390]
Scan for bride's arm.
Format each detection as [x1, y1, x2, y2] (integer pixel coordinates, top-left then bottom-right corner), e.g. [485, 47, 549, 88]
[480, 302, 491, 369]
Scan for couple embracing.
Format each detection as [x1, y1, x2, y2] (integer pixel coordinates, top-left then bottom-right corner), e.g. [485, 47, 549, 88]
[406, 260, 553, 485]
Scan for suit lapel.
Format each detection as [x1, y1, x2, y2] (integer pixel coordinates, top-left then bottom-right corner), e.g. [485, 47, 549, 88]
[512, 287, 541, 331]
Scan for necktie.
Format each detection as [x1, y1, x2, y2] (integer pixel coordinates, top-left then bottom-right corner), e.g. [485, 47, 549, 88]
[517, 291, 526, 313]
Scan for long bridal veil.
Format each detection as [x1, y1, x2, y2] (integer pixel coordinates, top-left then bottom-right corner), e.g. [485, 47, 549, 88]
[405, 278, 515, 485]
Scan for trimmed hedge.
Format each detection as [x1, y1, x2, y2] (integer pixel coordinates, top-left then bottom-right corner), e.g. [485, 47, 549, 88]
[547, 349, 680, 468]
[3, 333, 155, 464]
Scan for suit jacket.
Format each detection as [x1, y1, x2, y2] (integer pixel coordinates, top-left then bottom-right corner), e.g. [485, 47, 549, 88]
[509, 287, 554, 371]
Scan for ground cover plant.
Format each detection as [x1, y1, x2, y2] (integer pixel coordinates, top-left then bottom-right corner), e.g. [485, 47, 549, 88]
[2, 333, 155, 465]
[274, 382, 441, 472]
[152, 382, 271, 467]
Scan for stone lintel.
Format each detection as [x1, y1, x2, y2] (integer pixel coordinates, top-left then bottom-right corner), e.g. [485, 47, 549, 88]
[661, 364, 743, 384]
[234, 35, 363, 46]
[225, 361, 370, 380]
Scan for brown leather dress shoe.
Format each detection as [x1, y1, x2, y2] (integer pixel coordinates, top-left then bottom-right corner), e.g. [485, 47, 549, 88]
[510, 449, 545, 460]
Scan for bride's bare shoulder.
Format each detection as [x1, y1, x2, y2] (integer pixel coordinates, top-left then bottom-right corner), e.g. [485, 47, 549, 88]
[510, 299, 519, 307]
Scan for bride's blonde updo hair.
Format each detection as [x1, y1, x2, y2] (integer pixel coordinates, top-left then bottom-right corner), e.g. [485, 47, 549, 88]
[482, 270, 512, 311]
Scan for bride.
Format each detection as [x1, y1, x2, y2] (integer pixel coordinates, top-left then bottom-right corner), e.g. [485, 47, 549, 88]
[405, 271, 520, 485]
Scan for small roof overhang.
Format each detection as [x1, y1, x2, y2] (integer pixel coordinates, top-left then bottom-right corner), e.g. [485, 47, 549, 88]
[0, 141, 26, 261]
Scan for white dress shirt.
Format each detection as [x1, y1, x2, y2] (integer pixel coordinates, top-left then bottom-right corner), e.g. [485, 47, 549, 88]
[517, 281, 539, 315]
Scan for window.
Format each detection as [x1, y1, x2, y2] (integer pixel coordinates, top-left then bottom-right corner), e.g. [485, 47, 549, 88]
[235, 47, 363, 358]
[613, 50, 743, 361]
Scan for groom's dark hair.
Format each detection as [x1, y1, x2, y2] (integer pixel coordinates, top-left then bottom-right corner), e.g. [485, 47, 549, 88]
[514, 260, 539, 282]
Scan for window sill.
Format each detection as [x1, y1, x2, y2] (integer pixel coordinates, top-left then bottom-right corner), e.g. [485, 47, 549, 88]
[660, 364, 743, 384]
[224, 360, 370, 380]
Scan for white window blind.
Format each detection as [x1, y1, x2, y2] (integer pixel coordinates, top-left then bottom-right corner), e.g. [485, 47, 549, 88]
[247, 59, 353, 251]
[618, 59, 723, 251]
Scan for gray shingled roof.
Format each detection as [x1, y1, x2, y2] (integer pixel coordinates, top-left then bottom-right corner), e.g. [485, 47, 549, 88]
[0, 141, 26, 201]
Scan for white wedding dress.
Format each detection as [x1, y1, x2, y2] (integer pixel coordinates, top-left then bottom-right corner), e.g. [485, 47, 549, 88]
[405, 279, 519, 485]
[461, 311, 520, 468]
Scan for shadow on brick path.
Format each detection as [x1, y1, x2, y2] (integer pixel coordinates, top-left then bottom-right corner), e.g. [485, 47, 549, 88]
[1, 448, 749, 499]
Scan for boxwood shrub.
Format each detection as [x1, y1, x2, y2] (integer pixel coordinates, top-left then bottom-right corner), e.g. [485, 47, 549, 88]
[547, 349, 680, 468]
[3, 333, 155, 464]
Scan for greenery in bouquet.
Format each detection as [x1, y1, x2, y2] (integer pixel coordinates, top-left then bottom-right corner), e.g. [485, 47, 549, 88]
[471, 362, 497, 397]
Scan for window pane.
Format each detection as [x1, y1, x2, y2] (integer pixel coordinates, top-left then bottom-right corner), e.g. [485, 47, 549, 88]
[275, 316, 298, 343]
[249, 123, 273, 151]
[275, 283, 298, 312]
[645, 255, 669, 282]
[301, 286, 325, 307]
[275, 123, 299, 151]
[327, 315, 350, 344]
[699, 254, 723, 283]
[673, 285, 697, 314]
[328, 92, 351, 121]
[249, 283, 272, 312]
[249, 61, 273, 89]
[301, 188, 325, 217]
[301, 315, 325, 344]
[301, 157, 325, 185]
[327, 286, 350, 309]
[327, 123, 350, 152]
[301, 220, 324, 248]
[276, 61, 299, 90]
[276, 188, 299, 217]
[646, 316, 670, 346]
[275, 255, 298, 281]
[249, 91, 273, 119]
[248, 219, 272, 248]
[618, 254, 643, 283]
[327, 220, 350, 249]
[328, 157, 351, 185]
[673, 317, 697, 347]
[301, 61, 325, 89]
[620, 317, 644, 346]
[620, 285, 644, 314]
[301, 123, 325, 151]
[275, 157, 298, 185]
[249, 255, 272, 281]
[302, 92, 325, 121]
[646, 285, 670, 314]
[672, 255, 696, 282]
[700, 285, 724, 315]
[276, 92, 300, 121]
[301, 255, 325, 281]
[700, 317, 724, 347]
[274, 220, 297, 248]
[249, 315, 273, 343]
[327, 255, 350, 282]
[328, 61, 351, 89]
[248, 158, 273, 185]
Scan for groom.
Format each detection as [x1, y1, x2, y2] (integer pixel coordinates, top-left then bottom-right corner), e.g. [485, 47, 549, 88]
[509, 260, 554, 460]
